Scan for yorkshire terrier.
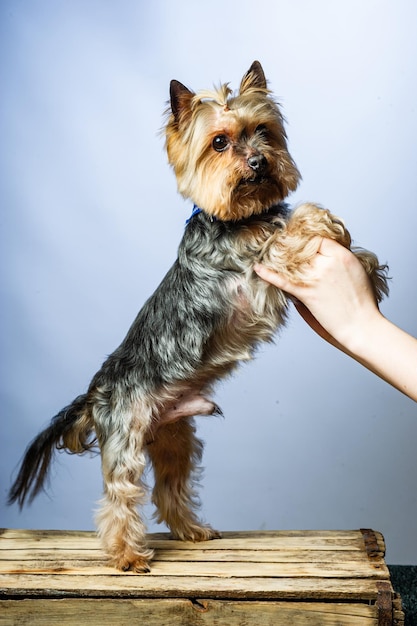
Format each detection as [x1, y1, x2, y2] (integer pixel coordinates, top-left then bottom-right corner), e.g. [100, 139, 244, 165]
[9, 61, 389, 572]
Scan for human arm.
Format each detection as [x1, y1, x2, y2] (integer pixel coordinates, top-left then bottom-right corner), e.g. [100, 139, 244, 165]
[254, 238, 417, 402]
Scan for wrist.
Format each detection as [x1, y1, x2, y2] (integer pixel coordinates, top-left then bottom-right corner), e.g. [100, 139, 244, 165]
[334, 308, 386, 360]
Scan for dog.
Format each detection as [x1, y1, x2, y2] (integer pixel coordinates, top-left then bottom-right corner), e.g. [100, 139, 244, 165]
[8, 61, 389, 572]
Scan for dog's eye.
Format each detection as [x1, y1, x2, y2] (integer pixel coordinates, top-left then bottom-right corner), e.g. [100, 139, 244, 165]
[256, 124, 268, 136]
[212, 135, 229, 152]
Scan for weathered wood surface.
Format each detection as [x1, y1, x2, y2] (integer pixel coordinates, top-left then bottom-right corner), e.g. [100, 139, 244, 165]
[0, 598, 395, 625]
[0, 529, 404, 625]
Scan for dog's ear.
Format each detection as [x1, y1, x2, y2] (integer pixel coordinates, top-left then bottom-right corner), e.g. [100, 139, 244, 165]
[170, 80, 194, 123]
[239, 61, 267, 93]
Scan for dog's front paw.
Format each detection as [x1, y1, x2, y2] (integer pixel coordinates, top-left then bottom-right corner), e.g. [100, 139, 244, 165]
[260, 202, 352, 281]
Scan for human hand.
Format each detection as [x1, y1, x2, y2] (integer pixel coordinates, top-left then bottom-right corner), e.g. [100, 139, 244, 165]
[254, 238, 380, 354]
[256, 237, 417, 401]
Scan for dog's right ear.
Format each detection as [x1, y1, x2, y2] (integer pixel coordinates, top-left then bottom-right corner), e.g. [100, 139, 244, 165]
[170, 80, 194, 123]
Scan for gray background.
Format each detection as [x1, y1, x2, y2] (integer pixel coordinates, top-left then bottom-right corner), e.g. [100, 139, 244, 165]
[1, 0, 416, 564]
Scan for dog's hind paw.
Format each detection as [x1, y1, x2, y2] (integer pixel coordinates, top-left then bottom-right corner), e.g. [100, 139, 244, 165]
[172, 525, 222, 542]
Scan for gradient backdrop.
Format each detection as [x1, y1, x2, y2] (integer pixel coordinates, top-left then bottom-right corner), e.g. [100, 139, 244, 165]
[1, 0, 416, 564]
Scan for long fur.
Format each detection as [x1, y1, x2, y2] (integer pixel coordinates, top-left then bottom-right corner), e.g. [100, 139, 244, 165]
[8, 61, 389, 572]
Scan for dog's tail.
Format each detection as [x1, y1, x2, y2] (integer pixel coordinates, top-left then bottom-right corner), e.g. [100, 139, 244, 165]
[8, 394, 96, 508]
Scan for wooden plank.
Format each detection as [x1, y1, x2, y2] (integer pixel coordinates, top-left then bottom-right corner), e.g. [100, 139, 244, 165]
[0, 548, 378, 563]
[0, 558, 388, 578]
[1, 528, 376, 539]
[1, 528, 382, 552]
[0, 598, 380, 625]
[0, 573, 386, 600]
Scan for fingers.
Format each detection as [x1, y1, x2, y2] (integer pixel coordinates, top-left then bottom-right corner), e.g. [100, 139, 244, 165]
[253, 263, 296, 292]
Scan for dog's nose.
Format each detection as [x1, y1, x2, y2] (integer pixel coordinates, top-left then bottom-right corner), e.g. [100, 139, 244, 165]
[247, 154, 266, 172]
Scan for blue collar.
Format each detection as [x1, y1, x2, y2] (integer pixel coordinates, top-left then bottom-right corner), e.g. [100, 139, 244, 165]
[186, 204, 218, 225]
[185, 204, 202, 224]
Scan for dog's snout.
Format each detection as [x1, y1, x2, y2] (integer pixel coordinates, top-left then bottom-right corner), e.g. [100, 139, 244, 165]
[247, 154, 266, 172]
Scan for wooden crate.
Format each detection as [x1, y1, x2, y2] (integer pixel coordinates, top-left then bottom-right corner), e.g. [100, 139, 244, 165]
[0, 528, 404, 625]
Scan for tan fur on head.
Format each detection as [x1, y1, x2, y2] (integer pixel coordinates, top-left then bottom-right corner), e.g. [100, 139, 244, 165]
[165, 61, 301, 221]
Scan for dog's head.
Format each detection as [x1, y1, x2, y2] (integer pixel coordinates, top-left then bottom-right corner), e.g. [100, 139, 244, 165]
[165, 61, 300, 221]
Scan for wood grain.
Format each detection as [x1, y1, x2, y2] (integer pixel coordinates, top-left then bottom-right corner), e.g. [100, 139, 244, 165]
[0, 529, 403, 625]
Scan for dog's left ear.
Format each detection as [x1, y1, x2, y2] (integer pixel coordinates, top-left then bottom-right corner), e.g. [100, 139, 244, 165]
[170, 80, 194, 124]
[239, 61, 267, 93]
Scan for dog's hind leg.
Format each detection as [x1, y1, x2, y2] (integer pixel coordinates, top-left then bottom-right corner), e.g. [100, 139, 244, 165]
[94, 399, 154, 573]
[149, 417, 221, 542]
